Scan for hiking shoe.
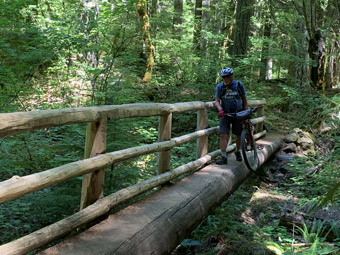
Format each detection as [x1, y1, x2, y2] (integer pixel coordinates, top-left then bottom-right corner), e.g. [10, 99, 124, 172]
[235, 151, 242, 161]
[216, 156, 228, 165]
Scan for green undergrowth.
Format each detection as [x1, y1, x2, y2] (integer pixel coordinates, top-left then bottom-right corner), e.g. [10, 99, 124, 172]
[185, 107, 340, 254]
[186, 149, 339, 254]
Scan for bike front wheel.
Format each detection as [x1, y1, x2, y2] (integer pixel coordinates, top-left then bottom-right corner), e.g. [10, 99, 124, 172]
[241, 130, 258, 172]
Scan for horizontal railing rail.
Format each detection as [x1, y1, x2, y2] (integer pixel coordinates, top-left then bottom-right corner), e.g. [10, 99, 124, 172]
[0, 102, 217, 138]
[0, 100, 266, 255]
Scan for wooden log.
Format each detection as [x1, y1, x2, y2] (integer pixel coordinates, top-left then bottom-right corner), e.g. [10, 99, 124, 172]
[251, 116, 266, 125]
[0, 101, 263, 138]
[253, 130, 267, 140]
[157, 113, 172, 174]
[205, 99, 266, 108]
[0, 104, 165, 138]
[196, 109, 208, 159]
[80, 119, 107, 210]
[0, 131, 275, 255]
[0, 127, 218, 204]
[170, 101, 208, 113]
[256, 106, 265, 133]
[0, 150, 221, 255]
[0, 102, 213, 139]
[35, 132, 281, 255]
[249, 99, 266, 106]
[0, 129, 270, 255]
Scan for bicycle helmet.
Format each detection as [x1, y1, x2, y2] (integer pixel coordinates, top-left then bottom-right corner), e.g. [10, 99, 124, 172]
[220, 67, 233, 77]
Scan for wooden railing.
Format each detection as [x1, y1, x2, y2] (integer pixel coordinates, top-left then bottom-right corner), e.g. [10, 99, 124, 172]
[0, 100, 266, 255]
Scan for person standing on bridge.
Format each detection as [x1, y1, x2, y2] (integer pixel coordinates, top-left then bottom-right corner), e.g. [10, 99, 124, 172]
[215, 67, 248, 165]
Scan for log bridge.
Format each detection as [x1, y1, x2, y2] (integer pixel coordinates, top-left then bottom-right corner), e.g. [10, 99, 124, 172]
[0, 100, 282, 255]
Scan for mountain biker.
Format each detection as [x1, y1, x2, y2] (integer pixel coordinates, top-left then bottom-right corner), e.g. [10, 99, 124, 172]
[215, 67, 248, 165]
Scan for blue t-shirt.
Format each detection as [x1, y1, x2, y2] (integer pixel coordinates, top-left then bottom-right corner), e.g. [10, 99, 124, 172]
[215, 80, 246, 112]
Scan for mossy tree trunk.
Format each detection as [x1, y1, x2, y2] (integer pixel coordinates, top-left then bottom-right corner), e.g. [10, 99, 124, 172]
[193, 0, 202, 52]
[231, 0, 254, 67]
[200, 0, 210, 56]
[260, 15, 272, 81]
[173, 0, 183, 40]
[137, 0, 155, 83]
[297, 0, 325, 90]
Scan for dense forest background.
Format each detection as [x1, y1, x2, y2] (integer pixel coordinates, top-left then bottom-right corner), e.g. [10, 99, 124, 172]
[0, 0, 339, 254]
[1, 0, 340, 111]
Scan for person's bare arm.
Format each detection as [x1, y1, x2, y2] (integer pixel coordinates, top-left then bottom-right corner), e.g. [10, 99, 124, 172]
[215, 98, 222, 111]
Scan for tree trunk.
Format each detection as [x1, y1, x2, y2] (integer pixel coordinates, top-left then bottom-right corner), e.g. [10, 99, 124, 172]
[325, 0, 340, 89]
[260, 17, 272, 81]
[232, 0, 254, 67]
[298, 0, 326, 90]
[80, 0, 99, 68]
[150, 0, 159, 17]
[80, 0, 100, 104]
[211, 0, 222, 34]
[193, 0, 202, 51]
[309, 29, 325, 90]
[173, 0, 183, 39]
[137, 0, 155, 83]
[200, 0, 210, 55]
[288, 17, 309, 86]
[325, 41, 335, 89]
[219, 2, 236, 65]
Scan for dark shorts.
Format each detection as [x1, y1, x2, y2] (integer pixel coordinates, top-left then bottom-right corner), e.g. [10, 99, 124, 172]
[219, 117, 242, 135]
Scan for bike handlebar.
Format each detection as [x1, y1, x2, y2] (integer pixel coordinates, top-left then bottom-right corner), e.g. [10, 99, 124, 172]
[223, 105, 264, 120]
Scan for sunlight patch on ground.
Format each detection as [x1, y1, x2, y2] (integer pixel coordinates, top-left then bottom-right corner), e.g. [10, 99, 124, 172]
[250, 190, 287, 202]
[241, 189, 289, 226]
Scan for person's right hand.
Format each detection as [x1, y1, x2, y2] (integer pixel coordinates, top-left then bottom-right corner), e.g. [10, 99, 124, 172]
[218, 110, 225, 118]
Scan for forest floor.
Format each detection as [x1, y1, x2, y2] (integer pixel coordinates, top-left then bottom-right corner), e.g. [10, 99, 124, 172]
[173, 128, 340, 255]
[173, 155, 293, 255]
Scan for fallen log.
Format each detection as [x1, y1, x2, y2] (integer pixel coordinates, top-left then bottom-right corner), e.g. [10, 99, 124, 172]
[35, 132, 282, 255]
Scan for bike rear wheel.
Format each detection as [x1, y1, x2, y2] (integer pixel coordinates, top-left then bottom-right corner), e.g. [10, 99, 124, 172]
[241, 130, 258, 172]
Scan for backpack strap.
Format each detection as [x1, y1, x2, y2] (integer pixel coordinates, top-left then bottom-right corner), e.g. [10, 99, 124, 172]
[221, 84, 226, 97]
[237, 81, 246, 109]
[237, 81, 243, 96]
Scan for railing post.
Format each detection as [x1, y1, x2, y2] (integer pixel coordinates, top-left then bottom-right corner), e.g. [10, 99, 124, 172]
[80, 118, 107, 210]
[157, 113, 172, 174]
[196, 109, 208, 159]
[256, 106, 264, 133]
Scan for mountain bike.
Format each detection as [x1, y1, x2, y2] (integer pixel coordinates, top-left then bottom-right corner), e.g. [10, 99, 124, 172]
[225, 106, 263, 173]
